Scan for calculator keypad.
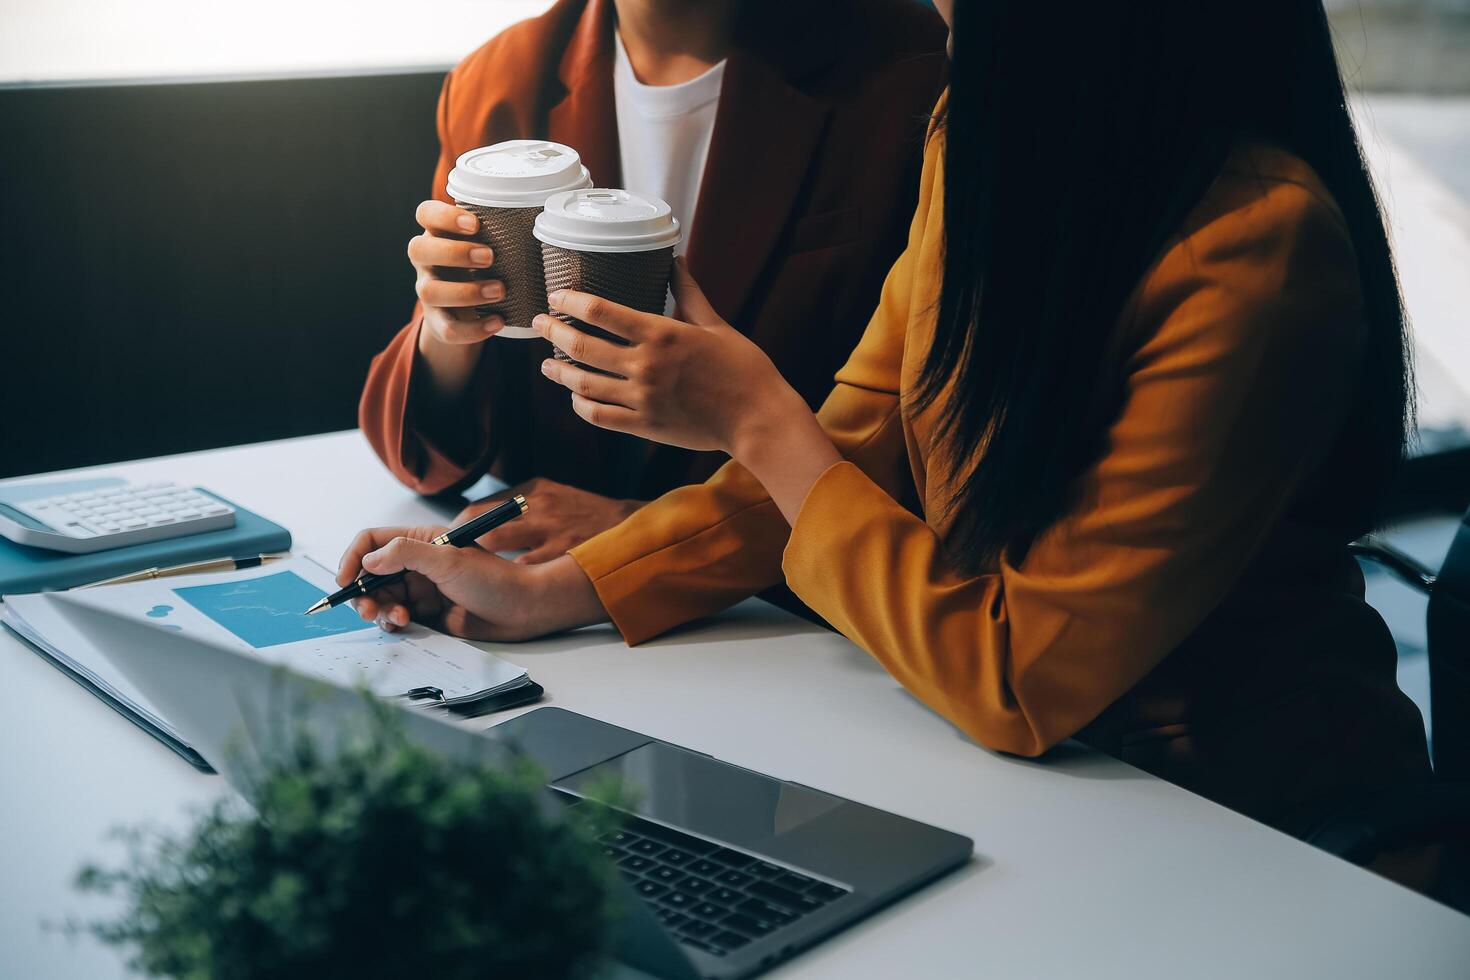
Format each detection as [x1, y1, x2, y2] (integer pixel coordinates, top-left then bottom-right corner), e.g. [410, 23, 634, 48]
[12, 482, 235, 550]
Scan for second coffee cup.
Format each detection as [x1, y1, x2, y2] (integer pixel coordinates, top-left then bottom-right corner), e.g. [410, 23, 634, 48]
[444, 140, 592, 338]
[532, 188, 683, 365]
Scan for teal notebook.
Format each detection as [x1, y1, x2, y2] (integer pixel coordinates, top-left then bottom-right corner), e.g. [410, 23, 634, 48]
[0, 478, 292, 595]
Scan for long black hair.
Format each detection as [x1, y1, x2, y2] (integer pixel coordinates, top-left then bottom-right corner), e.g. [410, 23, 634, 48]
[920, 0, 1410, 571]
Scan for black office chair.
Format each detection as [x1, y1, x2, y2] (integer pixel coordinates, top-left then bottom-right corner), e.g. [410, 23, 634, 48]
[1304, 507, 1470, 913]
[1350, 509, 1470, 780]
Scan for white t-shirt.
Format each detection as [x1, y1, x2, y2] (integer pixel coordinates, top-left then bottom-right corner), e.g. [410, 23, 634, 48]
[612, 31, 726, 264]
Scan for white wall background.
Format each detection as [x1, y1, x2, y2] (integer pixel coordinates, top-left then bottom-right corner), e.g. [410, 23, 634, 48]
[0, 0, 556, 84]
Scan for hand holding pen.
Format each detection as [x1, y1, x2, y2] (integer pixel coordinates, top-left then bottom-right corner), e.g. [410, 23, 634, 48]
[310, 495, 527, 615]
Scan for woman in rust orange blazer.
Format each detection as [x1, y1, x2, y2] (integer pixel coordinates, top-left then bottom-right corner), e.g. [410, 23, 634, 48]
[340, 0, 1432, 835]
[359, 0, 947, 561]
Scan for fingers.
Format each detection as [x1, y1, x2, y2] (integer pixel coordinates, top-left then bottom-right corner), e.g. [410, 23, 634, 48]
[570, 392, 642, 434]
[474, 516, 547, 554]
[516, 544, 565, 565]
[351, 582, 405, 625]
[417, 263, 506, 346]
[439, 605, 507, 642]
[356, 572, 443, 630]
[417, 275, 505, 310]
[375, 602, 412, 629]
[424, 308, 504, 345]
[531, 314, 634, 373]
[410, 200, 504, 347]
[547, 290, 659, 343]
[411, 199, 504, 347]
[337, 525, 445, 584]
[361, 535, 465, 583]
[338, 527, 398, 585]
[415, 199, 479, 236]
[408, 233, 494, 272]
[539, 358, 638, 407]
[352, 594, 381, 619]
[670, 256, 720, 325]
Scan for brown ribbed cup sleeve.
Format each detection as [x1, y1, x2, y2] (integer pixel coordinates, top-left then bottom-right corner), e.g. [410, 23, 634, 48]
[540, 243, 674, 363]
[454, 202, 548, 332]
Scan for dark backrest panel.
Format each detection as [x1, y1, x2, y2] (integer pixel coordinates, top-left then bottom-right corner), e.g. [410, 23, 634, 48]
[0, 71, 445, 478]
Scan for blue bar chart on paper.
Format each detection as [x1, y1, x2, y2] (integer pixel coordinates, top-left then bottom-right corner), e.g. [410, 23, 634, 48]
[173, 571, 374, 649]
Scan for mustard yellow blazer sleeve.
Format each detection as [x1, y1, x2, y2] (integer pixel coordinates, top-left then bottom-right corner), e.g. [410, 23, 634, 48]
[572, 130, 1367, 759]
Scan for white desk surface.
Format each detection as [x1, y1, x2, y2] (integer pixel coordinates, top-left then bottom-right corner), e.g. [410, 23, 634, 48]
[2, 430, 1468, 979]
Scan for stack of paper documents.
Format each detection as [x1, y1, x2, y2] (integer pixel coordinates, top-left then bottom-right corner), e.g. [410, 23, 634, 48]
[2, 557, 539, 768]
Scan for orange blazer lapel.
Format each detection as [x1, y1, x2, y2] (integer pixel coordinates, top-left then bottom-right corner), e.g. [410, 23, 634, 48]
[545, 0, 621, 189]
[684, 32, 833, 328]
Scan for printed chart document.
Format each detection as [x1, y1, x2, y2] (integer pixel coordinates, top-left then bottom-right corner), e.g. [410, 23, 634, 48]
[3, 557, 535, 764]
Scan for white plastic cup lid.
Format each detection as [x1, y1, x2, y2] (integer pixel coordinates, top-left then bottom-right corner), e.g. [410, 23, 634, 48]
[446, 140, 593, 208]
[533, 188, 683, 253]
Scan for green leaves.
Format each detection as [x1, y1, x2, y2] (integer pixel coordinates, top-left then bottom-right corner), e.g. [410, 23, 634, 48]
[73, 699, 623, 980]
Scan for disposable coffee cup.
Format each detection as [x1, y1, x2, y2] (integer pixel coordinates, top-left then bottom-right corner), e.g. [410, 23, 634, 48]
[533, 188, 682, 365]
[444, 140, 592, 338]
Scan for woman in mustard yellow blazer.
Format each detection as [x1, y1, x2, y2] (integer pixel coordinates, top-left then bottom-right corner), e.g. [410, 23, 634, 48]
[337, 0, 1431, 834]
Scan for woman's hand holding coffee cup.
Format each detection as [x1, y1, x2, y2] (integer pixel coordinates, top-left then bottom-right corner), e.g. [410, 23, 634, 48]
[409, 143, 593, 399]
[536, 257, 843, 527]
[408, 199, 508, 400]
[534, 259, 813, 457]
[410, 200, 507, 344]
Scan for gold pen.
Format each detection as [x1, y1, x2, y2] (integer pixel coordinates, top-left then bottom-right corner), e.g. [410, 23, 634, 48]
[74, 553, 288, 590]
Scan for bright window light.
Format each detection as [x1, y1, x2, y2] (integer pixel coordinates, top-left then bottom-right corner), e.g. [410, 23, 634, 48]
[0, 0, 556, 84]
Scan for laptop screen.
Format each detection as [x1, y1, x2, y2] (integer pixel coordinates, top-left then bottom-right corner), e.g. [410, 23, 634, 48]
[553, 741, 843, 844]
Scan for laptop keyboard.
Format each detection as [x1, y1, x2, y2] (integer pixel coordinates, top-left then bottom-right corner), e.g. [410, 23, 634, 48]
[599, 816, 852, 959]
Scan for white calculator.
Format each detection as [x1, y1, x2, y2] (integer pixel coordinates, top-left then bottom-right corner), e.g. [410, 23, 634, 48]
[0, 482, 236, 554]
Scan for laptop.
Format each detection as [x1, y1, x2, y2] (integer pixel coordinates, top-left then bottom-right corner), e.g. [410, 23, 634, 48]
[70, 600, 973, 979]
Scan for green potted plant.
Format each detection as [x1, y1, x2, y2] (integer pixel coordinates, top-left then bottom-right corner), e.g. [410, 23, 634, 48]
[71, 701, 623, 979]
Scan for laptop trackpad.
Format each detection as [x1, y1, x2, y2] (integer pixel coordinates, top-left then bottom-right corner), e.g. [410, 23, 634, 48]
[553, 741, 842, 849]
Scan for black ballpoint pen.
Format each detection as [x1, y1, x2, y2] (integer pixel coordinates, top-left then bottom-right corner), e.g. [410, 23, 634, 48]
[303, 494, 528, 615]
